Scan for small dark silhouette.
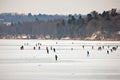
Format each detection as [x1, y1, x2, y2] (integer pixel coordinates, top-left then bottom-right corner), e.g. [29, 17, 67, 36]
[24, 43, 28, 46]
[50, 46, 52, 50]
[112, 47, 117, 51]
[98, 47, 102, 50]
[27, 43, 28, 46]
[47, 49, 49, 54]
[92, 46, 94, 49]
[55, 55, 58, 61]
[33, 46, 36, 50]
[46, 46, 48, 50]
[38, 43, 42, 46]
[82, 45, 84, 49]
[102, 46, 104, 49]
[107, 50, 109, 54]
[87, 51, 90, 56]
[56, 42, 58, 44]
[38, 46, 40, 50]
[71, 48, 73, 51]
[116, 45, 118, 48]
[36, 44, 37, 46]
[46, 46, 49, 54]
[53, 48, 56, 52]
[110, 49, 113, 52]
[20, 45, 24, 50]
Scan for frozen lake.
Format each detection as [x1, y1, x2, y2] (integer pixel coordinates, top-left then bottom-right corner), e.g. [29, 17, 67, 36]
[0, 39, 120, 80]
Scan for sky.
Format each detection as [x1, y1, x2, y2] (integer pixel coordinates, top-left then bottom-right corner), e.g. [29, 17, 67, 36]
[0, 0, 120, 15]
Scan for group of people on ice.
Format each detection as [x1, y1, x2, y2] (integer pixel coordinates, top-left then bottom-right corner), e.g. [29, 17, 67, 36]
[20, 42, 119, 61]
[97, 45, 118, 54]
[20, 43, 58, 61]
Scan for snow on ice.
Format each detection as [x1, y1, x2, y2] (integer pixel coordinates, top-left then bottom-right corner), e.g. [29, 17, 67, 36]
[0, 39, 120, 80]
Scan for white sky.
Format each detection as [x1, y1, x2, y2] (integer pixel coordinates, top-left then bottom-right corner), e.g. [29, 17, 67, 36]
[0, 0, 120, 15]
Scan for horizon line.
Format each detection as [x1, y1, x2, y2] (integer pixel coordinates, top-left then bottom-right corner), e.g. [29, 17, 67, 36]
[0, 8, 119, 15]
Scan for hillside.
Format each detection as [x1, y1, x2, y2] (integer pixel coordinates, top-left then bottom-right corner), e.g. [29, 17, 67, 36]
[0, 9, 120, 40]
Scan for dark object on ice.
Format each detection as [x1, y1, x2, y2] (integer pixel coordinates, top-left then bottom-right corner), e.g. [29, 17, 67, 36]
[50, 46, 52, 50]
[110, 49, 113, 52]
[38, 46, 40, 50]
[33, 46, 36, 50]
[82, 45, 84, 49]
[102, 46, 104, 49]
[46, 46, 48, 50]
[87, 51, 90, 56]
[98, 47, 102, 50]
[71, 48, 73, 50]
[46, 46, 49, 54]
[116, 45, 118, 48]
[38, 43, 42, 46]
[92, 46, 94, 49]
[20, 45, 24, 50]
[47, 49, 49, 53]
[55, 55, 58, 61]
[36, 44, 37, 46]
[53, 48, 56, 52]
[112, 47, 117, 51]
[107, 50, 109, 54]
[24, 43, 28, 46]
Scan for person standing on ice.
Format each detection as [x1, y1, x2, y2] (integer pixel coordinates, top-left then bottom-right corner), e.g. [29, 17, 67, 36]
[38, 46, 40, 50]
[55, 55, 58, 61]
[50, 46, 52, 50]
[53, 48, 56, 52]
[82, 45, 84, 49]
[46, 46, 49, 54]
[20, 45, 24, 50]
[33, 46, 36, 50]
[92, 46, 94, 49]
[87, 51, 90, 57]
[47, 49, 49, 53]
[107, 50, 109, 54]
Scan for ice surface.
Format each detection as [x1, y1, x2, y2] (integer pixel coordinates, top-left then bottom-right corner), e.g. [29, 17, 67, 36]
[0, 40, 120, 80]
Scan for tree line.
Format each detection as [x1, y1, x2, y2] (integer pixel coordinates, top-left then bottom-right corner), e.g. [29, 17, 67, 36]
[57, 8, 120, 40]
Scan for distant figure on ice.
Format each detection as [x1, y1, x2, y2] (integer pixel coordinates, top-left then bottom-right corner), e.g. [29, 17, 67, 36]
[71, 48, 73, 51]
[92, 46, 94, 49]
[110, 49, 113, 52]
[56, 42, 58, 44]
[20, 45, 24, 50]
[47, 49, 49, 53]
[87, 51, 90, 56]
[116, 45, 118, 48]
[46, 46, 49, 54]
[82, 45, 84, 49]
[46, 46, 48, 50]
[33, 46, 36, 50]
[38, 46, 40, 50]
[107, 50, 109, 54]
[98, 47, 101, 50]
[102, 46, 104, 49]
[53, 48, 56, 52]
[50, 46, 52, 50]
[112, 47, 117, 51]
[55, 55, 58, 61]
